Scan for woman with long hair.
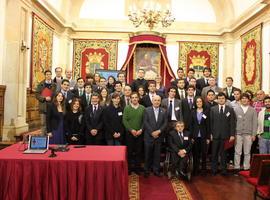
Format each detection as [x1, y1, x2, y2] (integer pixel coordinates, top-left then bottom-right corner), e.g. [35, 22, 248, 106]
[137, 86, 145, 105]
[107, 75, 116, 94]
[46, 92, 66, 144]
[155, 75, 165, 96]
[64, 98, 84, 144]
[99, 87, 111, 107]
[103, 92, 125, 145]
[190, 96, 210, 175]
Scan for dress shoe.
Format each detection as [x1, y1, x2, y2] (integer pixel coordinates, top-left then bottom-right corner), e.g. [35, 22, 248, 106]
[221, 170, 228, 176]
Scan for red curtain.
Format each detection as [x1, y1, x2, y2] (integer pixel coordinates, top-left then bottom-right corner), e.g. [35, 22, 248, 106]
[121, 34, 175, 86]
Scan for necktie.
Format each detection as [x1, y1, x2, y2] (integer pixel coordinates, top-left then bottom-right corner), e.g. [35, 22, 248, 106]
[178, 132, 183, 143]
[79, 89, 82, 96]
[126, 97, 130, 105]
[228, 88, 231, 97]
[86, 95, 90, 105]
[206, 79, 208, 85]
[180, 90, 184, 99]
[189, 98, 193, 109]
[220, 106, 224, 114]
[93, 105, 97, 115]
[168, 100, 173, 120]
[64, 92, 67, 98]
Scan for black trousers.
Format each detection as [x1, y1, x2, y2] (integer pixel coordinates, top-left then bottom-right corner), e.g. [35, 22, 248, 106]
[126, 133, 143, 170]
[144, 140, 161, 173]
[170, 151, 188, 174]
[211, 139, 227, 172]
[193, 138, 208, 172]
[85, 133, 104, 145]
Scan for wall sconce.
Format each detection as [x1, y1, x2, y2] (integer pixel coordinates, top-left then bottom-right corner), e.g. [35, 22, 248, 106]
[20, 40, 29, 52]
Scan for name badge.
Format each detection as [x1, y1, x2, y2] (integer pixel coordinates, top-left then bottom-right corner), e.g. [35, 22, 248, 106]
[184, 137, 189, 140]
[175, 107, 180, 111]
[268, 117, 270, 120]
[202, 114, 207, 119]
[68, 99, 72, 104]
[118, 112, 123, 116]
[238, 115, 242, 118]
[226, 112, 230, 117]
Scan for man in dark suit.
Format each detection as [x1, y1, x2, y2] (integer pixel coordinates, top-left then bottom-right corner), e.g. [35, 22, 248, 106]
[182, 85, 196, 130]
[223, 77, 238, 101]
[143, 95, 167, 177]
[205, 89, 218, 110]
[175, 78, 186, 100]
[53, 67, 63, 91]
[141, 81, 164, 108]
[80, 82, 92, 111]
[161, 86, 183, 131]
[72, 77, 85, 97]
[120, 85, 132, 108]
[84, 93, 104, 145]
[171, 67, 185, 87]
[188, 77, 201, 97]
[168, 121, 192, 178]
[131, 68, 148, 92]
[184, 68, 195, 88]
[210, 92, 236, 175]
[59, 79, 74, 111]
[196, 67, 211, 91]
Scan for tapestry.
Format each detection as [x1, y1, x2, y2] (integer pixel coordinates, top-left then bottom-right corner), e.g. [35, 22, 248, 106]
[241, 24, 262, 93]
[134, 47, 161, 80]
[30, 13, 53, 91]
[73, 39, 118, 80]
[179, 42, 219, 79]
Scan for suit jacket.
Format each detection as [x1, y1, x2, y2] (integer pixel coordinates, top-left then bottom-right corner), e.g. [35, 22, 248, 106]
[143, 107, 167, 142]
[141, 93, 165, 108]
[53, 77, 63, 91]
[210, 105, 236, 139]
[80, 93, 92, 111]
[223, 86, 238, 101]
[168, 130, 192, 154]
[84, 105, 104, 140]
[120, 95, 130, 108]
[131, 78, 148, 92]
[205, 101, 218, 110]
[201, 86, 222, 100]
[181, 98, 196, 130]
[72, 88, 84, 98]
[196, 78, 209, 91]
[194, 89, 202, 97]
[161, 98, 183, 121]
[175, 88, 186, 100]
[190, 109, 210, 139]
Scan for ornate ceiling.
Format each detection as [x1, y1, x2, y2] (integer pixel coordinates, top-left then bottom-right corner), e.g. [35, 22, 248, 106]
[37, 0, 267, 34]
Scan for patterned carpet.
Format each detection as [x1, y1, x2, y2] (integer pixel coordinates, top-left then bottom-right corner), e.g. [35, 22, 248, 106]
[128, 174, 193, 200]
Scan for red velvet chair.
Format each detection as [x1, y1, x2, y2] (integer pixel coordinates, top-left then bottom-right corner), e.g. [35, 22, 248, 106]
[250, 160, 270, 200]
[239, 154, 270, 178]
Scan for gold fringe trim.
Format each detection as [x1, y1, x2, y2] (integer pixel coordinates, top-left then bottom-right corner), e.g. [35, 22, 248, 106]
[171, 177, 193, 200]
[129, 174, 140, 200]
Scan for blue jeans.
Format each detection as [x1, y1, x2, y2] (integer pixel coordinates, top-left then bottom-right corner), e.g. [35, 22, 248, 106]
[259, 137, 270, 154]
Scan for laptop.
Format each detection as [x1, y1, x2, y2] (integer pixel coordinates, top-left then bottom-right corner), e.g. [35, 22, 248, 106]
[23, 135, 49, 154]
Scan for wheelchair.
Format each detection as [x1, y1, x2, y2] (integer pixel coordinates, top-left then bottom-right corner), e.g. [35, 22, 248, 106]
[163, 147, 193, 181]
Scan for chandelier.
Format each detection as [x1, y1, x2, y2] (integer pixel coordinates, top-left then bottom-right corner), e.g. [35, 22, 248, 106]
[128, 2, 175, 30]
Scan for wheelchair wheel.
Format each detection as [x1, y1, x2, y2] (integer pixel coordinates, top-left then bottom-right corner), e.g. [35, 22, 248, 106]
[186, 154, 193, 181]
[163, 151, 171, 179]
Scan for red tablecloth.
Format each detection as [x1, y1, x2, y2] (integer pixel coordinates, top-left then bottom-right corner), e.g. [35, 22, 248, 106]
[0, 143, 129, 200]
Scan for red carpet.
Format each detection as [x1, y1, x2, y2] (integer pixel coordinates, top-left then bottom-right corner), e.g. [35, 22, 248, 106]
[129, 174, 193, 200]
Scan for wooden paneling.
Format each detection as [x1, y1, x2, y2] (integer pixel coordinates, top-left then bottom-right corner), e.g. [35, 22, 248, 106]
[26, 88, 41, 130]
[0, 85, 6, 140]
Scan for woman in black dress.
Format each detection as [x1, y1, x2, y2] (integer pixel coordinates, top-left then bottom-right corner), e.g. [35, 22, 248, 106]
[46, 92, 66, 144]
[103, 92, 125, 145]
[190, 96, 210, 175]
[64, 98, 84, 145]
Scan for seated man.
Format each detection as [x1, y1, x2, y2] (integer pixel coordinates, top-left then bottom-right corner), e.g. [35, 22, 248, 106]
[168, 121, 192, 178]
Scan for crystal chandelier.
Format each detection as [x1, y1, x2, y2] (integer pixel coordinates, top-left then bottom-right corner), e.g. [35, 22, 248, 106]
[128, 2, 175, 31]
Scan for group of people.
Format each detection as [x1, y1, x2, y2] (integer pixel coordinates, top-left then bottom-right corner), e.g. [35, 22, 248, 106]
[35, 66, 270, 178]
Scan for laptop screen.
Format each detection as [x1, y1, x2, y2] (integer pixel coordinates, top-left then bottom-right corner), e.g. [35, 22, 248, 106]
[29, 136, 48, 150]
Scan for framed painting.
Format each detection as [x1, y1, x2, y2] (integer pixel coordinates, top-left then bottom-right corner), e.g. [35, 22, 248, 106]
[241, 24, 262, 93]
[133, 47, 161, 80]
[95, 69, 125, 80]
[30, 13, 53, 91]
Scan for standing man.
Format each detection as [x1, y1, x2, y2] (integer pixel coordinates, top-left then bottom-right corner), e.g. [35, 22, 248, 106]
[84, 93, 104, 145]
[143, 95, 167, 177]
[171, 67, 185, 87]
[205, 90, 218, 110]
[189, 77, 201, 97]
[141, 81, 163, 108]
[121, 85, 132, 108]
[234, 93, 257, 171]
[175, 79, 186, 100]
[223, 77, 238, 101]
[253, 90, 266, 114]
[182, 85, 196, 130]
[53, 67, 63, 91]
[117, 71, 126, 91]
[201, 76, 222, 100]
[72, 77, 85, 97]
[131, 69, 148, 92]
[80, 82, 92, 111]
[161, 86, 183, 130]
[35, 70, 56, 134]
[257, 96, 270, 154]
[230, 89, 242, 109]
[59, 79, 74, 111]
[210, 92, 236, 175]
[196, 67, 211, 91]
[65, 69, 76, 90]
[123, 92, 145, 174]
[184, 68, 195, 87]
